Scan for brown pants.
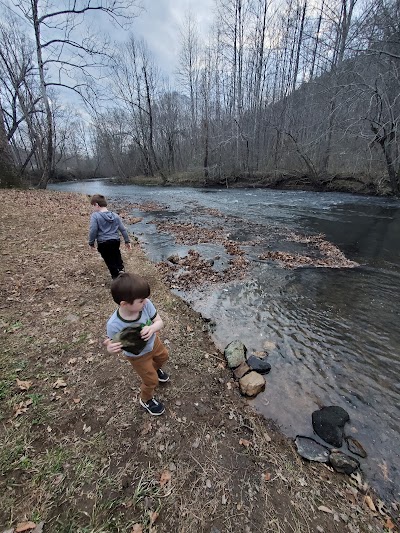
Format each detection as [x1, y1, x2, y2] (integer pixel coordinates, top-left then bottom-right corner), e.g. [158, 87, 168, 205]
[126, 336, 169, 401]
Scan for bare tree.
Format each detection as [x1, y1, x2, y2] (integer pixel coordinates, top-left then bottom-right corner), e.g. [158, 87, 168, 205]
[2, 0, 139, 188]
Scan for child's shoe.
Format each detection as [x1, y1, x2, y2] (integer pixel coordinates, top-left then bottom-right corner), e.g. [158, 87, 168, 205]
[157, 368, 170, 383]
[139, 397, 165, 415]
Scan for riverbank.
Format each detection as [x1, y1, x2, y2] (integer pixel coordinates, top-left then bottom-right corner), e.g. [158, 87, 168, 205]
[101, 171, 389, 197]
[0, 189, 395, 532]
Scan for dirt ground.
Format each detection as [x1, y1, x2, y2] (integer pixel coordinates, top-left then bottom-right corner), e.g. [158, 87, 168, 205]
[0, 189, 396, 533]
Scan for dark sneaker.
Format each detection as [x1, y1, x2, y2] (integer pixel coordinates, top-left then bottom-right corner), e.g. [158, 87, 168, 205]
[157, 368, 170, 383]
[139, 397, 165, 416]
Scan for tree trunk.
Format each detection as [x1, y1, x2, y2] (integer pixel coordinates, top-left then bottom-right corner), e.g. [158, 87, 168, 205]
[32, 0, 53, 189]
[0, 103, 19, 187]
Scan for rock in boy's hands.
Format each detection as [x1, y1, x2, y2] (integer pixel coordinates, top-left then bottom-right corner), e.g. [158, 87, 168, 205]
[103, 338, 122, 354]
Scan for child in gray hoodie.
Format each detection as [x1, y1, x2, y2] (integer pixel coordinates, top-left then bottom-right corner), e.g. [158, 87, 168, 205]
[88, 194, 132, 279]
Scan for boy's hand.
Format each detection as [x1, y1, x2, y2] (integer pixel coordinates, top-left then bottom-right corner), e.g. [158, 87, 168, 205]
[103, 338, 122, 354]
[140, 325, 155, 341]
[125, 242, 132, 250]
[89, 245, 96, 252]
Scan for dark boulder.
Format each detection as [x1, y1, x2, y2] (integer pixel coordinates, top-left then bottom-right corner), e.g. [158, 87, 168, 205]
[312, 406, 350, 447]
[247, 354, 271, 374]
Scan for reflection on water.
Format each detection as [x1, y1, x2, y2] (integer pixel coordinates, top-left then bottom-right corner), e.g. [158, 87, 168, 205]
[51, 180, 400, 502]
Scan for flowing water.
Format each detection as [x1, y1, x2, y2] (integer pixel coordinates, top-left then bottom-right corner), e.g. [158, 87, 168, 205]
[51, 180, 400, 502]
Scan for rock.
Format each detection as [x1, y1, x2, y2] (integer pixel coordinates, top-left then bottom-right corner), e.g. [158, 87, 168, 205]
[295, 436, 330, 463]
[233, 361, 251, 379]
[312, 406, 350, 447]
[329, 450, 360, 474]
[167, 254, 180, 264]
[239, 371, 265, 397]
[345, 436, 367, 458]
[224, 340, 247, 368]
[247, 354, 271, 374]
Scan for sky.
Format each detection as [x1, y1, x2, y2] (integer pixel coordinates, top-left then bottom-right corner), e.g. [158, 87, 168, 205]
[116, 0, 216, 78]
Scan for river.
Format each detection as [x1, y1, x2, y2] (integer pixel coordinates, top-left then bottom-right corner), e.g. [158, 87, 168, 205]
[51, 180, 400, 503]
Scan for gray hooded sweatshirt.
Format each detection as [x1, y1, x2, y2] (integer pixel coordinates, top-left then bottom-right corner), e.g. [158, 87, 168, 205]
[88, 211, 130, 246]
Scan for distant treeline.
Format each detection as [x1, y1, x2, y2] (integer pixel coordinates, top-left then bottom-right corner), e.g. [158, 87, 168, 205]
[1, 0, 399, 195]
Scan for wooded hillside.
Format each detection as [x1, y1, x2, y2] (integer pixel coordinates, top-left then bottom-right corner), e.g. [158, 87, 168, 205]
[1, 0, 399, 194]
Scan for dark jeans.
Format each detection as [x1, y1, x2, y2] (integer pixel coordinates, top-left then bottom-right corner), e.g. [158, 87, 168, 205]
[97, 239, 124, 279]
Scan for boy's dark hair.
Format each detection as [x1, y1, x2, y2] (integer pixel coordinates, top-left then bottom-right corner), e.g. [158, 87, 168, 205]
[111, 273, 151, 304]
[90, 194, 107, 207]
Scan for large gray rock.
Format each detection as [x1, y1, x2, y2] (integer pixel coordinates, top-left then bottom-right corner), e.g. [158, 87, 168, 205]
[295, 436, 330, 463]
[312, 406, 350, 447]
[224, 340, 247, 369]
[239, 371, 265, 397]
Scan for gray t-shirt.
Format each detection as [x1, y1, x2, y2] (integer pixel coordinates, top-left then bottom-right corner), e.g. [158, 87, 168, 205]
[88, 211, 130, 245]
[106, 299, 158, 358]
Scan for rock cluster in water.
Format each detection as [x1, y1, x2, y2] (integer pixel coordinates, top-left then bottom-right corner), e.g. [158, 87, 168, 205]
[224, 340, 271, 397]
[295, 405, 368, 476]
[223, 342, 368, 477]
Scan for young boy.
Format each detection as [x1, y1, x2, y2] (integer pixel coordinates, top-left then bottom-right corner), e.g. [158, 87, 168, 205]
[88, 194, 132, 279]
[104, 273, 169, 416]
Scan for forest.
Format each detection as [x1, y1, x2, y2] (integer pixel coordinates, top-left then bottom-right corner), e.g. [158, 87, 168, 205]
[1, 0, 400, 195]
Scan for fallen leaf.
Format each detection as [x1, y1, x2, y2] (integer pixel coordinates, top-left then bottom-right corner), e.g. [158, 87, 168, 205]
[131, 525, 143, 533]
[159, 470, 171, 486]
[318, 505, 333, 514]
[15, 522, 36, 532]
[364, 495, 376, 512]
[141, 421, 153, 436]
[263, 431, 272, 442]
[16, 378, 32, 391]
[149, 511, 158, 525]
[186, 325, 193, 332]
[205, 479, 212, 488]
[384, 517, 395, 530]
[239, 438, 251, 448]
[376, 499, 387, 515]
[73, 398, 81, 403]
[14, 398, 33, 417]
[192, 437, 201, 449]
[263, 472, 271, 481]
[32, 522, 45, 533]
[53, 378, 67, 389]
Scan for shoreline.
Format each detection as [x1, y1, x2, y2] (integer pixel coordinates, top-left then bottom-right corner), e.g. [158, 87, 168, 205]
[51, 172, 396, 198]
[0, 189, 396, 532]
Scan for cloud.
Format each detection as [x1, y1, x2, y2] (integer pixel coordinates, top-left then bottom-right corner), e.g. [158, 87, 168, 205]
[129, 0, 215, 78]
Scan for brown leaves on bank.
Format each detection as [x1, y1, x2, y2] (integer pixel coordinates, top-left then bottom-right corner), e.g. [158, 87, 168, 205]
[157, 248, 249, 291]
[260, 233, 359, 269]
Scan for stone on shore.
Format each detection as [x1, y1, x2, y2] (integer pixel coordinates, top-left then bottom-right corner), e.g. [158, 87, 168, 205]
[247, 354, 271, 374]
[312, 406, 350, 447]
[224, 340, 247, 369]
[345, 436, 367, 458]
[233, 361, 251, 379]
[329, 450, 360, 474]
[295, 436, 330, 463]
[239, 371, 265, 397]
